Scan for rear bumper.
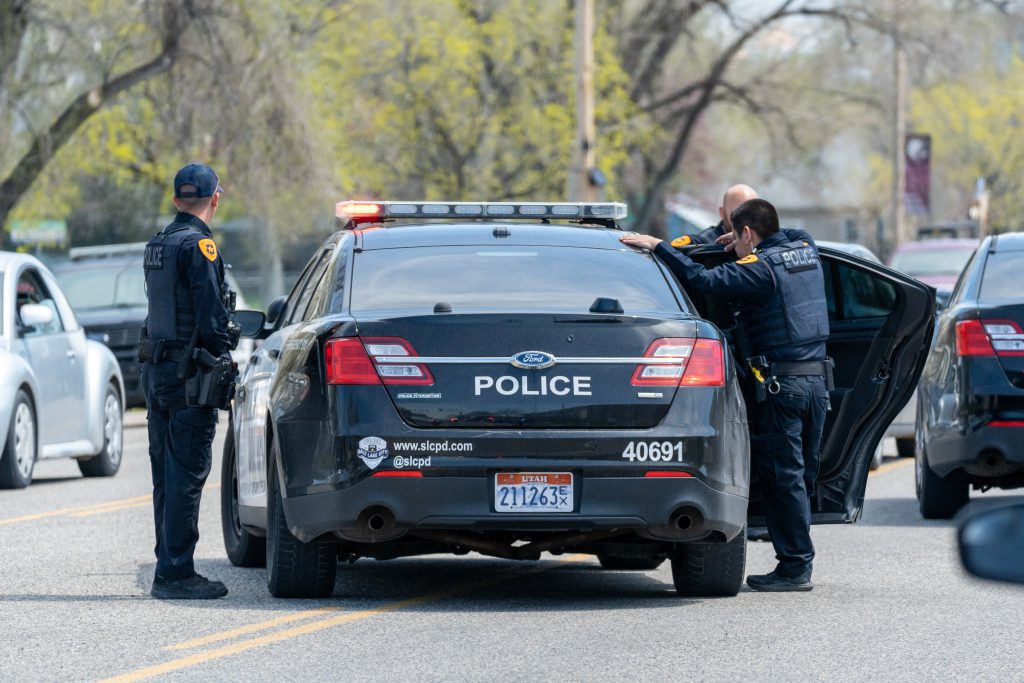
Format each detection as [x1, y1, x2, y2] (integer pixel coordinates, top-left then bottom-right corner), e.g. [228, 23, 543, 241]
[282, 474, 748, 544]
[927, 423, 1024, 478]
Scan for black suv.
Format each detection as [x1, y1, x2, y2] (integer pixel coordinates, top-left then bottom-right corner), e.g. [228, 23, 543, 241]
[222, 201, 933, 598]
[916, 232, 1024, 518]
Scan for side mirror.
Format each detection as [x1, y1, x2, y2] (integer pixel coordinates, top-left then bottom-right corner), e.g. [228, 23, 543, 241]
[959, 503, 1024, 584]
[266, 295, 287, 326]
[234, 310, 267, 338]
[19, 303, 54, 332]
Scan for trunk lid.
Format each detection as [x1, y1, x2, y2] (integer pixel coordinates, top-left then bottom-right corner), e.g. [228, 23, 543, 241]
[351, 313, 701, 429]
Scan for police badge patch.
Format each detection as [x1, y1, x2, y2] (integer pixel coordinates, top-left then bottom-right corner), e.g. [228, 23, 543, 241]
[356, 436, 389, 469]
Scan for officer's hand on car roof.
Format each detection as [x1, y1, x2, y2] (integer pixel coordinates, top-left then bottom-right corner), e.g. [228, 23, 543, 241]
[620, 233, 663, 251]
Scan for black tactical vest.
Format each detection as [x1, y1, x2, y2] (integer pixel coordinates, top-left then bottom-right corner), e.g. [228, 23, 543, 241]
[736, 238, 829, 360]
[143, 221, 201, 343]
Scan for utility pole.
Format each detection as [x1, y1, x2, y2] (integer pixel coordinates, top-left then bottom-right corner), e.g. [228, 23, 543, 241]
[569, 0, 596, 202]
[890, 33, 908, 247]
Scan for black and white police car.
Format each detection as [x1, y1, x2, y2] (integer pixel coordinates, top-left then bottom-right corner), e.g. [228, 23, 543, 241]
[222, 201, 934, 598]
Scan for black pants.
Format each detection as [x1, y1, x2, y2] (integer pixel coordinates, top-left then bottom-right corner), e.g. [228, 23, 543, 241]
[141, 360, 217, 580]
[749, 375, 828, 577]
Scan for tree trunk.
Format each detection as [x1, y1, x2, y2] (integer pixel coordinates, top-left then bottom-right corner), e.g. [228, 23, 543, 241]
[0, 0, 193, 245]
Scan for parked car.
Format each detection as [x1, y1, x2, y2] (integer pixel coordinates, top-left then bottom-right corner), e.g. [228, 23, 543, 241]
[816, 240, 881, 264]
[916, 232, 1024, 518]
[221, 200, 933, 599]
[889, 238, 978, 309]
[52, 242, 253, 407]
[0, 252, 125, 488]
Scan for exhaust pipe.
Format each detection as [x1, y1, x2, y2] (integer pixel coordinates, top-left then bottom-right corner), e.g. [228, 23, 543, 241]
[641, 506, 706, 541]
[335, 506, 406, 542]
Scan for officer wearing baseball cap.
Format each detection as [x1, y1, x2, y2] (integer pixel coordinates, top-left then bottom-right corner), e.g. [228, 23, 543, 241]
[140, 163, 234, 599]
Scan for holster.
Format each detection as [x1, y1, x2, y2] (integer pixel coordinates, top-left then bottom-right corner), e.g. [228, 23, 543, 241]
[185, 353, 238, 410]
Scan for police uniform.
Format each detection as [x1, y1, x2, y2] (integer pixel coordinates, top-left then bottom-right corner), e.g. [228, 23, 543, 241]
[141, 167, 231, 597]
[670, 221, 726, 249]
[653, 228, 830, 585]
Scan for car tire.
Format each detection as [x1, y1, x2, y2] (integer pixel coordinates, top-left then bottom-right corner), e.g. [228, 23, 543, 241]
[597, 555, 665, 570]
[78, 383, 123, 478]
[0, 390, 36, 489]
[916, 443, 968, 519]
[870, 441, 884, 470]
[221, 425, 266, 567]
[896, 437, 915, 459]
[266, 441, 336, 598]
[670, 530, 746, 597]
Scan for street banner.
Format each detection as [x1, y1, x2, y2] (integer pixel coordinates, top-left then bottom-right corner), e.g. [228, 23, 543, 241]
[905, 133, 931, 216]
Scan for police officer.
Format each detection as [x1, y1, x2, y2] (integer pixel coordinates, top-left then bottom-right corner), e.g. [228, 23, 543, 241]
[670, 184, 758, 248]
[140, 163, 232, 599]
[621, 198, 830, 592]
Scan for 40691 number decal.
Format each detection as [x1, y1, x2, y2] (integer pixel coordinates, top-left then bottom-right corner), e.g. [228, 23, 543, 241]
[621, 441, 686, 462]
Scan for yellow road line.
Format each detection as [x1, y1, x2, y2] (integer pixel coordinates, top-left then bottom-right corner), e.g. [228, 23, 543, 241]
[0, 484, 219, 526]
[99, 555, 588, 683]
[165, 608, 340, 651]
[869, 458, 914, 477]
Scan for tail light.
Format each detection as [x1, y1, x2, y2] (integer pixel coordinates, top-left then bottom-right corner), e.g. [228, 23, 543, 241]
[956, 320, 1024, 357]
[631, 337, 725, 387]
[325, 336, 434, 386]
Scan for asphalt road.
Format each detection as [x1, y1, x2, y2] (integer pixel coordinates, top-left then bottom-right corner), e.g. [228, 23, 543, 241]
[2, 413, 1022, 682]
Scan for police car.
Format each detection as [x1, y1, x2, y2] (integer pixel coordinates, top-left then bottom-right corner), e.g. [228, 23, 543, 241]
[222, 201, 934, 598]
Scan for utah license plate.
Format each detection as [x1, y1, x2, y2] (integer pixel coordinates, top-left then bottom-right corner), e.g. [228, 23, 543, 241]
[494, 472, 573, 513]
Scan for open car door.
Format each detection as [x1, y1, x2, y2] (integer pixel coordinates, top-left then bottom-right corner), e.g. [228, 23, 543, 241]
[679, 244, 935, 524]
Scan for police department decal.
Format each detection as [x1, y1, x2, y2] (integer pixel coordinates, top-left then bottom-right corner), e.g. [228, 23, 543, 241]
[357, 437, 389, 469]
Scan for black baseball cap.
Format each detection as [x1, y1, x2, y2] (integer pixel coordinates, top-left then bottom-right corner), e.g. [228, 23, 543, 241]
[174, 163, 224, 199]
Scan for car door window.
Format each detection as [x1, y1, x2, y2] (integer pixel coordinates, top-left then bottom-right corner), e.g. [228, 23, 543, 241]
[280, 252, 323, 325]
[947, 250, 978, 306]
[17, 269, 65, 336]
[835, 265, 896, 319]
[303, 249, 338, 321]
[285, 250, 332, 325]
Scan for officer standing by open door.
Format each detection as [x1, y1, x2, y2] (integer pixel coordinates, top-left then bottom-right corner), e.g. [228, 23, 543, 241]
[621, 198, 831, 592]
[139, 163, 239, 599]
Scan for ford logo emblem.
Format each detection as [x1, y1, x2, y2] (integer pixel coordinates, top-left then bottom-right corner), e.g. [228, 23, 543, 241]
[510, 351, 557, 370]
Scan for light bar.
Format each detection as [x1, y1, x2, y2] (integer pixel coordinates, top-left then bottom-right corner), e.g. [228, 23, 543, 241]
[335, 201, 628, 223]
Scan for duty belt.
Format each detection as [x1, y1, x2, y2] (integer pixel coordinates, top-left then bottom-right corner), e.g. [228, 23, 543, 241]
[769, 359, 832, 377]
[748, 356, 835, 403]
[137, 338, 188, 363]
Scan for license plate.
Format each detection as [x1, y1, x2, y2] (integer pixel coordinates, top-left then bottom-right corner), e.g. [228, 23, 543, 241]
[494, 472, 573, 513]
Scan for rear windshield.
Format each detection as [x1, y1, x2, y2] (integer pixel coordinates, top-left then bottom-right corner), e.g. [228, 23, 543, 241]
[980, 251, 1024, 301]
[350, 246, 684, 315]
[889, 246, 975, 276]
[54, 265, 146, 310]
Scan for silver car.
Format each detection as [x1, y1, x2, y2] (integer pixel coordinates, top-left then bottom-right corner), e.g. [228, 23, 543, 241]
[0, 252, 125, 488]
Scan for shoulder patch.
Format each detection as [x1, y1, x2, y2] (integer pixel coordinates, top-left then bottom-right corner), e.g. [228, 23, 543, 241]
[197, 238, 218, 262]
[671, 235, 693, 247]
[736, 254, 759, 265]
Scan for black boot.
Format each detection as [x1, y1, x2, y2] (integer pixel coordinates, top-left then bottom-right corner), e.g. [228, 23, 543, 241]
[746, 570, 812, 592]
[151, 573, 229, 600]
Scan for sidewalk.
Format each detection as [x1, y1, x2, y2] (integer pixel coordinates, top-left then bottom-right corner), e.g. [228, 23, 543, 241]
[125, 409, 148, 430]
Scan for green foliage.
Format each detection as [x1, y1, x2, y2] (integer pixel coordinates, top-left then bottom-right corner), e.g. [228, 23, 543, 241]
[310, 0, 638, 200]
[912, 55, 1024, 231]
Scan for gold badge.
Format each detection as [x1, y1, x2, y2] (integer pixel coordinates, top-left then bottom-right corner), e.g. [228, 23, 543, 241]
[736, 254, 759, 265]
[198, 238, 218, 262]
[671, 235, 693, 247]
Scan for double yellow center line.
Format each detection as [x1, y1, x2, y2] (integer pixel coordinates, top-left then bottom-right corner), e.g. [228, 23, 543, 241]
[0, 484, 219, 527]
[98, 555, 588, 683]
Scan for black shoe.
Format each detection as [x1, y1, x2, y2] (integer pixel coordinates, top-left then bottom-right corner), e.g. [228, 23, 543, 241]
[746, 526, 771, 542]
[746, 570, 813, 592]
[151, 573, 228, 600]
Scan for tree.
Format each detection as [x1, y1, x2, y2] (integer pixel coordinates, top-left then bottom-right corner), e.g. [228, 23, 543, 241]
[0, 0, 208, 242]
[911, 55, 1024, 231]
